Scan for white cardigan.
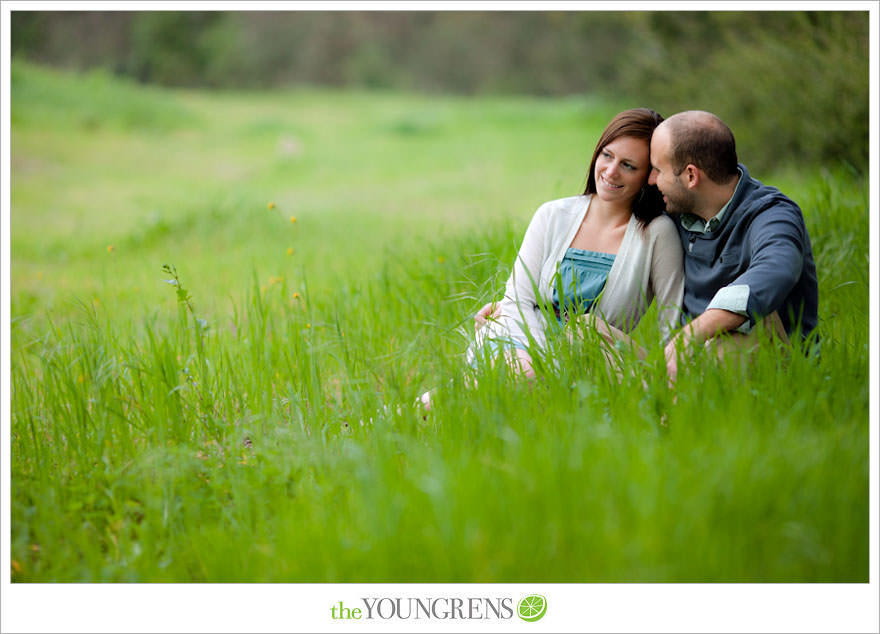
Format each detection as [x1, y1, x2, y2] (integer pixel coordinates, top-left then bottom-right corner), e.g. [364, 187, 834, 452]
[480, 195, 685, 352]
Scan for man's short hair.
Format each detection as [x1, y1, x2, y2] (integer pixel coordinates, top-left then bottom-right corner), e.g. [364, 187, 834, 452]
[667, 112, 739, 184]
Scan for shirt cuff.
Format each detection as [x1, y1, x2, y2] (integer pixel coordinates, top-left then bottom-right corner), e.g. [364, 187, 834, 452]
[706, 284, 753, 334]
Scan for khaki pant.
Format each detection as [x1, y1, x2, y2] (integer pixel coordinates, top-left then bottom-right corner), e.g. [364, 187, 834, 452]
[575, 311, 790, 381]
[703, 311, 790, 374]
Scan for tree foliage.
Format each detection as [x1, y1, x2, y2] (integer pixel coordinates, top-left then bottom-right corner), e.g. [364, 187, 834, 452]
[11, 10, 869, 173]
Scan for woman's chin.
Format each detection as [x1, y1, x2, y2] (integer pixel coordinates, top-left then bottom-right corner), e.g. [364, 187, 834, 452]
[595, 189, 636, 207]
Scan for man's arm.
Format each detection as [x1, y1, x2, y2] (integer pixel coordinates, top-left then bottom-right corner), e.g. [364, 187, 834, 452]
[665, 204, 808, 381]
[727, 206, 807, 329]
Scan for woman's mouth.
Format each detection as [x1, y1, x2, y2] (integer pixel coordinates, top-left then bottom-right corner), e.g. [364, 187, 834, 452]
[601, 175, 623, 189]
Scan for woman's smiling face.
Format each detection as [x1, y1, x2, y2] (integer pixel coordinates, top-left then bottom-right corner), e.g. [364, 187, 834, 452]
[593, 136, 651, 205]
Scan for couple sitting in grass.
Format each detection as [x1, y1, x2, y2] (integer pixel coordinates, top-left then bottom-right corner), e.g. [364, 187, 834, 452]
[421, 108, 818, 410]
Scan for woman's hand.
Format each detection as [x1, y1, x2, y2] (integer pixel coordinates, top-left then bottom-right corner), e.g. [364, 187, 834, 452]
[474, 302, 500, 330]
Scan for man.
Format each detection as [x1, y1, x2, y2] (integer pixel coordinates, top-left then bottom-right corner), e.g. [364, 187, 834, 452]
[648, 110, 818, 381]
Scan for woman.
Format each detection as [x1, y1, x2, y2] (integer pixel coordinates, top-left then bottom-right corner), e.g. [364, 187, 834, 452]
[423, 108, 684, 407]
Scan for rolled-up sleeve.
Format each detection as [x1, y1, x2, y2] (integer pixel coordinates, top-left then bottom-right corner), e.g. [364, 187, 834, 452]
[706, 284, 752, 333]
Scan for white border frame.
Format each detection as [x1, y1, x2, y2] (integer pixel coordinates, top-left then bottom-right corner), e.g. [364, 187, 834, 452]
[1, 2, 877, 633]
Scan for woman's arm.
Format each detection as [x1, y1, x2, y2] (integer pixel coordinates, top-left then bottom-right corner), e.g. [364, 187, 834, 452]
[496, 201, 552, 346]
[648, 217, 686, 343]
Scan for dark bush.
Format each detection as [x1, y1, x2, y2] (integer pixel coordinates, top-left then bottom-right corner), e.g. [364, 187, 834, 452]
[617, 12, 869, 174]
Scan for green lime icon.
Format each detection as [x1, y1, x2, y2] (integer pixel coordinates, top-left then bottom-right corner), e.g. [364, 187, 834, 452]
[517, 594, 547, 622]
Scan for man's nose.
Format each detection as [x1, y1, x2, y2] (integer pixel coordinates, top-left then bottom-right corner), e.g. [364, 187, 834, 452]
[648, 169, 657, 186]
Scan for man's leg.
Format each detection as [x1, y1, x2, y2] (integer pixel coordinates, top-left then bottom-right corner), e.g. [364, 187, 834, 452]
[704, 311, 790, 373]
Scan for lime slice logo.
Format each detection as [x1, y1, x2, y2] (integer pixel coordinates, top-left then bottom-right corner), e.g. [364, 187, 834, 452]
[517, 594, 547, 622]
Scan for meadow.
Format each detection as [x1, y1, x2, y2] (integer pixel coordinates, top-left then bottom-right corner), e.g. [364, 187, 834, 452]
[9, 61, 869, 582]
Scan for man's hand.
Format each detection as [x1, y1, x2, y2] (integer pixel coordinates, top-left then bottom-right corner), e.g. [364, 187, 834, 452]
[474, 302, 500, 330]
[664, 309, 748, 383]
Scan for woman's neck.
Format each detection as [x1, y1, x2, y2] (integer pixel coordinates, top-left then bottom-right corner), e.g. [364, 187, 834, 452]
[569, 194, 632, 254]
[588, 195, 632, 227]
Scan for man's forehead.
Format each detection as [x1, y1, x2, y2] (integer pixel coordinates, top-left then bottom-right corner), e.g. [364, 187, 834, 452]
[652, 123, 670, 144]
[650, 127, 670, 158]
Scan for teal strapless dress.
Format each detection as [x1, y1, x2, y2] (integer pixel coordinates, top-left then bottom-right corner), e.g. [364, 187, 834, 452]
[467, 248, 615, 367]
[551, 248, 616, 318]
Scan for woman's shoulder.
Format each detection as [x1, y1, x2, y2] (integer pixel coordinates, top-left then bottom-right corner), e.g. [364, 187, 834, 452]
[537, 194, 590, 217]
[643, 213, 680, 240]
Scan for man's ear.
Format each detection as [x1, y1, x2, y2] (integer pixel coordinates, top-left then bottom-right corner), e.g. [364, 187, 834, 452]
[683, 164, 701, 189]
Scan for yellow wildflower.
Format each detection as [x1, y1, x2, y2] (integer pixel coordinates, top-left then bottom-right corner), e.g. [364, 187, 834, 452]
[77, 374, 85, 384]
[292, 292, 301, 300]
[290, 216, 297, 224]
[11, 560, 21, 574]
[267, 201, 276, 210]
[286, 247, 294, 256]
[305, 323, 311, 329]
[106, 245, 114, 253]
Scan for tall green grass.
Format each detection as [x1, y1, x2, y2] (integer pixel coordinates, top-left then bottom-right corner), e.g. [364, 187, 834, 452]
[10, 62, 868, 581]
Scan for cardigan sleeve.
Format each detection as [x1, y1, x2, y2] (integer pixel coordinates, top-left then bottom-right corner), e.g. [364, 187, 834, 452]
[497, 201, 553, 348]
[648, 216, 685, 342]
